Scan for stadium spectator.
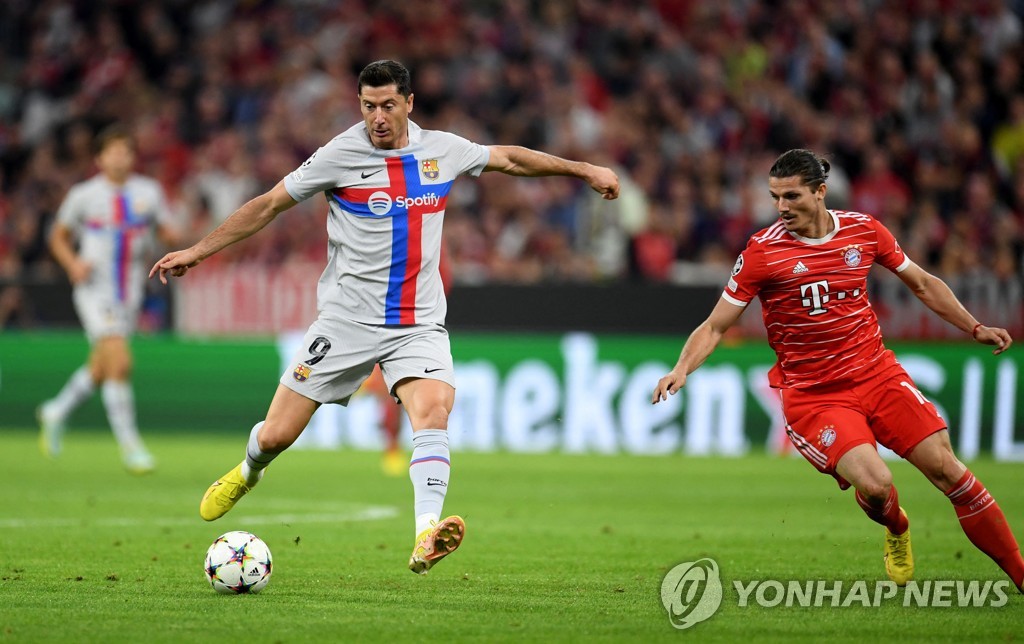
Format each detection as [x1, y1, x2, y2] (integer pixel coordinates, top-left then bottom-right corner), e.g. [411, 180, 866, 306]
[150, 60, 619, 575]
[993, 93, 1024, 176]
[653, 149, 1023, 593]
[0, 1, 1020, 322]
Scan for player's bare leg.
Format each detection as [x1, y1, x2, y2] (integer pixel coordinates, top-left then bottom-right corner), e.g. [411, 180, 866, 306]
[907, 431, 1024, 593]
[200, 385, 319, 521]
[837, 445, 913, 585]
[395, 377, 464, 574]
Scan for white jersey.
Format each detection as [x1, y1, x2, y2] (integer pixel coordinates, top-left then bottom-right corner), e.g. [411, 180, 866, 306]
[56, 173, 172, 309]
[283, 121, 489, 325]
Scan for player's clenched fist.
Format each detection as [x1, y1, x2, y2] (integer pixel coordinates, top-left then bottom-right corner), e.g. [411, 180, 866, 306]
[588, 166, 620, 200]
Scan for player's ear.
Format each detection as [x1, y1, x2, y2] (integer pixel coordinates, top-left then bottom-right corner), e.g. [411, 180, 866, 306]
[816, 182, 827, 200]
[406, 92, 414, 114]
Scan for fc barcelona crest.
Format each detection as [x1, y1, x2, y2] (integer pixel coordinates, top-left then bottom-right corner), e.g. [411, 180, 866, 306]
[293, 364, 312, 382]
[421, 159, 440, 180]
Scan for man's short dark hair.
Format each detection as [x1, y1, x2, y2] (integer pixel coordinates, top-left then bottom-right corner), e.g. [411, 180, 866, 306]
[357, 60, 412, 97]
[769, 149, 831, 190]
[95, 124, 134, 154]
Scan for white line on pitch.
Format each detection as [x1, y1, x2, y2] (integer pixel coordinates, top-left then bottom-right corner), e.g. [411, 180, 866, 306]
[0, 505, 399, 529]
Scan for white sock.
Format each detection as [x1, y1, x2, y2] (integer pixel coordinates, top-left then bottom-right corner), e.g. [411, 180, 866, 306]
[409, 429, 450, 536]
[241, 422, 274, 485]
[101, 380, 144, 455]
[46, 366, 95, 420]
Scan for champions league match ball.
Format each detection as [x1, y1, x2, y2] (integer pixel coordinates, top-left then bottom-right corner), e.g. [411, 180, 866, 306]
[204, 531, 273, 594]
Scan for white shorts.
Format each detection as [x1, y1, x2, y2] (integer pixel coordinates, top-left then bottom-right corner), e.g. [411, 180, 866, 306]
[73, 287, 138, 343]
[280, 316, 455, 405]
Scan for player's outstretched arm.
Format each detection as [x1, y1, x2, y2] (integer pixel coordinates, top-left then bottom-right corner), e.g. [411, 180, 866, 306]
[150, 181, 296, 284]
[651, 298, 745, 404]
[897, 261, 1012, 355]
[484, 145, 619, 200]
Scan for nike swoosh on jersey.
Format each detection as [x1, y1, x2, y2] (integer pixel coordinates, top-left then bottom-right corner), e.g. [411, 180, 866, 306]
[361, 169, 383, 179]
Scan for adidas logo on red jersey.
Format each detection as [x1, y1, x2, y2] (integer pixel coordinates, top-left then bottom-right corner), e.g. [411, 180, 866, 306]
[793, 261, 808, 274]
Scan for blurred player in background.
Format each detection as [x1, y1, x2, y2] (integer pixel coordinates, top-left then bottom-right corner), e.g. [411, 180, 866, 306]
[358, 364, 404, 475]
[39, 125, 179, 474]
[653, 149, 1023, 592]
[152, 60, 619, 574]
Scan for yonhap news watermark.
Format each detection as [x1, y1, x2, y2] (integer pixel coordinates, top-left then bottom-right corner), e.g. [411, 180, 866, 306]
[660, 558, 1012, 630]
[731, 578, 1012, 608]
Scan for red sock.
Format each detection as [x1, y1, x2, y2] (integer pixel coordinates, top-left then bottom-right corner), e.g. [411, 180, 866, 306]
[946, 470, 1024, 590]
[856, 486, 908, 535]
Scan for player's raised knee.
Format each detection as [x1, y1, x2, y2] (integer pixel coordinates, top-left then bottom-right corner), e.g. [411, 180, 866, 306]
[411, 404, 449, 431]
[858, 475, 893, 504]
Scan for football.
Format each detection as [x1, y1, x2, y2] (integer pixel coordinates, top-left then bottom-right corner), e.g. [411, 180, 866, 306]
[204, 531, 273, 594]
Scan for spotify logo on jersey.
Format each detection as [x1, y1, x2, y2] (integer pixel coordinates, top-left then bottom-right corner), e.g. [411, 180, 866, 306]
[368, 191, 393, 215]
[366, 191, 442, 216]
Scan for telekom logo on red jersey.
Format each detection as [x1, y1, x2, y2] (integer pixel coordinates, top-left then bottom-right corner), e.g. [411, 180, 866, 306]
[800, 280, 830, 315]
[799, 280, 863, 316]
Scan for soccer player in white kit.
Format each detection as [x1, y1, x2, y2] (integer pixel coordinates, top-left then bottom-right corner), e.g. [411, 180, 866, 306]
[151, 60, 620, 574]
[40, 126, 179, 474]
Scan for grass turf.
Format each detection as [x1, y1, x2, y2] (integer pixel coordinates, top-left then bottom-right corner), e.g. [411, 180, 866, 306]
[0, 429, 1021, 643]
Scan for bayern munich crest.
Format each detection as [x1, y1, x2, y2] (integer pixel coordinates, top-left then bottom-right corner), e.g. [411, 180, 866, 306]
[818, 425, 837, 447]
[842, 245, 862, 267]
[421, 159, 439, 180]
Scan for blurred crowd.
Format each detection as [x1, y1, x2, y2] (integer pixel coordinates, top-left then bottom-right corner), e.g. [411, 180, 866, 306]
[1, 0, 1023, 327]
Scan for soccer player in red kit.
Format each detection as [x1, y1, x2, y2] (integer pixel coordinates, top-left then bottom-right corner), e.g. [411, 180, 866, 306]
[652, 149, 1023, 591]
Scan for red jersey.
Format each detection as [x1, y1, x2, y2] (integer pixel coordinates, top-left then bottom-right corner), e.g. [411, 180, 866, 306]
[723, 210, 911, 389]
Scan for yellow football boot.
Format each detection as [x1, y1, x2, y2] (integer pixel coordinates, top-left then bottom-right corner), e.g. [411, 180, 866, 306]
[408, 515, 465, 575]
[382, 449, 405, 477]
[883, 508, 914, 586]
[199, 463, 261, 521]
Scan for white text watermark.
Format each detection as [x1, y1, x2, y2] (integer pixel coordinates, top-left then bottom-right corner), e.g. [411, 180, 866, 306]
[660, 558, 1011, 630]
[733, 579, 1010, 608]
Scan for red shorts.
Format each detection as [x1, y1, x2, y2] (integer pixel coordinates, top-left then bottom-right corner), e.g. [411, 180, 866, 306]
[779, 357, 947, 489]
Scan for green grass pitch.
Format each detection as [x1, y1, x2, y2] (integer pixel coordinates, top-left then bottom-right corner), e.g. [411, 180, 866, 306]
[0, 429, 1021, 642]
